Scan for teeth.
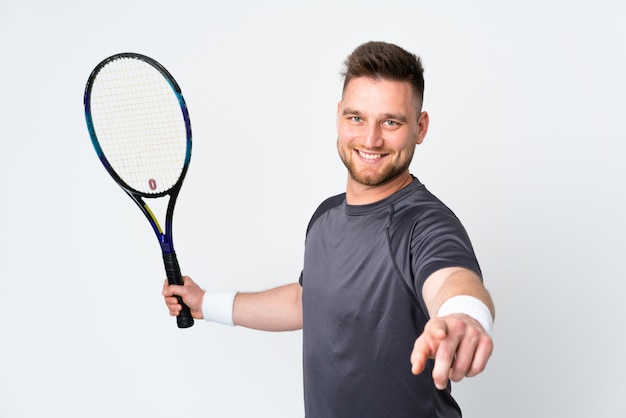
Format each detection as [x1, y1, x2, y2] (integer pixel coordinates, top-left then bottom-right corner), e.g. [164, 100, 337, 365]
[358, 150, 382, 160]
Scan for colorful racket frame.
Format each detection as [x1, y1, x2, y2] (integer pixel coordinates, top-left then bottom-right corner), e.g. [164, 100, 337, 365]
[84, 52, 194, 328]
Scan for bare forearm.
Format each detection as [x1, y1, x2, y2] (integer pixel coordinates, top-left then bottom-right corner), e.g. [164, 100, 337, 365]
[413, 267, 495, 387]
[422, 267, 495, 319]
[233, 283, 303, 331]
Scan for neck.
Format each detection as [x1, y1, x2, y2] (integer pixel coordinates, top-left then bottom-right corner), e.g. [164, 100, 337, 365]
[345, 172, 413, 205]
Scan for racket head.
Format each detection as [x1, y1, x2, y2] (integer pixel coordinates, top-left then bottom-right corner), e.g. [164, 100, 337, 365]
[84, 53, 192, 198]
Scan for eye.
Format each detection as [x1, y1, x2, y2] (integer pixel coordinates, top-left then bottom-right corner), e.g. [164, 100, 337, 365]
[382, 120, 399, 127]
[350, 116, 363, 123]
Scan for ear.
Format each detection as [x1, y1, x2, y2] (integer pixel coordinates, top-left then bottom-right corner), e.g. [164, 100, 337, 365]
[416, 111, 429, 145]
[336, 100, 342, 131]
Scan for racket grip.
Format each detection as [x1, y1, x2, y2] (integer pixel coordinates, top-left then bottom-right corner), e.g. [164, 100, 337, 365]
[163, 252, 195, 329]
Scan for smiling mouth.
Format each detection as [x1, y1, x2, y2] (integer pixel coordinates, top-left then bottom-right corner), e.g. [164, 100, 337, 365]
[356, 149, 385, 160]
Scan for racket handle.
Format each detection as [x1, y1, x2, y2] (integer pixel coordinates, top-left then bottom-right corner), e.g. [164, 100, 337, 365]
[163, 252, 195, 328]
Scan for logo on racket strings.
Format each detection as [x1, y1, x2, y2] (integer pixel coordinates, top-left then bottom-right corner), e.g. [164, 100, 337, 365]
[148, 178, 157, 191]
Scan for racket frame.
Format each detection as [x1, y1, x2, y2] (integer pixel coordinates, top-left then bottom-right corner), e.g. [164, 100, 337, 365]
[84, 53, 194, 328]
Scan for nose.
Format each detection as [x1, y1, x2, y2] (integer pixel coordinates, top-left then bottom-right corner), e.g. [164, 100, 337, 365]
[362, 122, 383, 149]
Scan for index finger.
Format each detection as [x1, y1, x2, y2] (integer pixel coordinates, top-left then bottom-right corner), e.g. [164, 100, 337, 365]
[410, 318, 448, 375]
[162, 279, 174, 295]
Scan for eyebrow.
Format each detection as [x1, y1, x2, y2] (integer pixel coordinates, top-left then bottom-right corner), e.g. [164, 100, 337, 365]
[342, 108, 409, 123]
[382, 113, 409, 123]
[341, 107, 361, 117]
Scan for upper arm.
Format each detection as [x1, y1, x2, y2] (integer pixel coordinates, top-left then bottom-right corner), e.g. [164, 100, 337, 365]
[405, 204, 482, 306]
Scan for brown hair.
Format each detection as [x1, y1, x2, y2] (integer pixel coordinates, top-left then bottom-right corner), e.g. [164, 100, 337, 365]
[341, 41, 425, 110]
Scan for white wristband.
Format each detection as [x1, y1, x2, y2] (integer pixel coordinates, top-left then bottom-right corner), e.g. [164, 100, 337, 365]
[437, 295, 493, 336]
[202, 291, 237, 326]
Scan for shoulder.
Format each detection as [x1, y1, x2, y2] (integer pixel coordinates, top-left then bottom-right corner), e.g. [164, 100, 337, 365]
[387, 183, 474, 261]
[305, 193, 346, 236]
[313, 193, 346, 216]
[389, 182, 458, 232]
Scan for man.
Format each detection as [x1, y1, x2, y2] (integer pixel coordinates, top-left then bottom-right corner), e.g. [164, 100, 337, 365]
[163, 41, 494, 417]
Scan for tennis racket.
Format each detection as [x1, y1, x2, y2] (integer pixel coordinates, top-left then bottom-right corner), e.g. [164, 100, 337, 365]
[84, 53, 194, 328]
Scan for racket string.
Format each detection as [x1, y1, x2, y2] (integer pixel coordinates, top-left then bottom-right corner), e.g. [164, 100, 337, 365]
[89, 57, 189, 194]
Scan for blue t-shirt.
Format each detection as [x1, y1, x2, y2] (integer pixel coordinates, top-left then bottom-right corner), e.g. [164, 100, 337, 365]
[299, 177, 481, 417]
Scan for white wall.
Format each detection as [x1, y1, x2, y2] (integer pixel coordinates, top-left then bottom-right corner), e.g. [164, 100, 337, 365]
[1, 1, 625, 416]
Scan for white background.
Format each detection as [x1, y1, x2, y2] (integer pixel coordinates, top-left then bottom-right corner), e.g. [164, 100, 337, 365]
[1, 1, 625, 417]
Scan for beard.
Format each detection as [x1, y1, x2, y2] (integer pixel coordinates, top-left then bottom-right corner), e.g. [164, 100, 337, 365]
[337, 142, 415, 187]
